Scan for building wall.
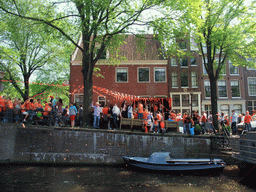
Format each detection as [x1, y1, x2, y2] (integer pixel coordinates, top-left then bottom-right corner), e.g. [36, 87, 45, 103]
[243, 67, 256, 113]
[70, 35, 169, 106]
[201, 60, 246, 116]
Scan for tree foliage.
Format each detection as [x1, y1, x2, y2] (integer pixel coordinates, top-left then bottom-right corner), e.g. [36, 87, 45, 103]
[0, 0, 156, 126]
[0, 0, 73, 101]
[151, 0, 256, 130]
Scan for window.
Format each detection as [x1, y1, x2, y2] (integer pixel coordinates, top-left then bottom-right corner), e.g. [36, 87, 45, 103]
[204, 105, 212, 115]
[191, 72, 198, 87]
[218, 80, 227, 97]
[248, 101, 256, 113]
[182, 94, 189, 107]
[180, 58, 188, 67]
[171, 58, 177, 66]
[229, 60, 239, 75]
[98, 96, 106, 106]
[172, 72, 178, 88]
[221, 105, 229, 116]
[215, 57, 226, 75]
[116, 68, 128, 82]
[248, 78, 256, 96]
[178, 41, 187, 50]
[154, 67, 166, 82]
[191, 94, 198, 107]
[138, 68, 150, 82]
[204, 80, 211, 98]
[181, 72, 188, 87]
[190, 58, 197, 66]
[172, 95, 180, 107]
[231, 80, 240, 97]
[233, 104, 242, 115]
[246, 58, 256, 70]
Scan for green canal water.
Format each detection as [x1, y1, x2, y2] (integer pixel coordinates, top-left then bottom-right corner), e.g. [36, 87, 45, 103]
[0, 165, 255, 192]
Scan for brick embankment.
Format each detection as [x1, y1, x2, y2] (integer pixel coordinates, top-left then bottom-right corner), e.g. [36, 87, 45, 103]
[0, 123, 239, 165]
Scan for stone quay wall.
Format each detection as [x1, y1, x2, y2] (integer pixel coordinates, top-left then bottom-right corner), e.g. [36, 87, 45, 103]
[0, 123, 235, 165]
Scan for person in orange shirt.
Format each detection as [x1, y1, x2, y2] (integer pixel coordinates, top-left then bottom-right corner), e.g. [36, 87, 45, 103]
[169, 110, 177, 121]
[102, 105, 110, 129]
[43, 102, 52, 116]
[137, 101, 144, 119]
[142, 109, 149, 120]
[21, 102, 29, 122]
[244, 111, 253, 131]
[153, 117, 159, 133]
[160, 120, 166, 133]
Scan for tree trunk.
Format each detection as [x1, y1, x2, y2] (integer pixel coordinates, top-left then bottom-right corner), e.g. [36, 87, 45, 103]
[210, 78, 219, 132]
[81, 47, 94, 127]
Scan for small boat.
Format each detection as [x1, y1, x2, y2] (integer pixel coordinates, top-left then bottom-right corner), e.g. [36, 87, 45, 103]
[122, 152, 226, 173]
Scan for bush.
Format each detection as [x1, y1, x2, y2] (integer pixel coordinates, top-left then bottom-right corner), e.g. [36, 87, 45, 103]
[223, 125, 231, 133]
[194, 124, 202, 135]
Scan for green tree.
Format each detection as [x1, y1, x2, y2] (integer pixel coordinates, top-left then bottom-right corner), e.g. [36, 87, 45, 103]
[0, 0, 155, 126]
[151, 0, 256, 131]
[0, 2, 72, 101]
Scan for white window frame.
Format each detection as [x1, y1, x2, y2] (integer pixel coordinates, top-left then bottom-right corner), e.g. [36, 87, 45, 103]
[154, 67, 166, 83]
[180, 58, 188, 67]
[248, 77, 256, 96]
[172, 72, 178, 88]
[204, 80, 211, 99]
[218, 80, 228, 98]
[231, 80, 240, 98]
[229, 60, 239, 75]
[191, 71, 198, 88]
[170, 58, 177, 66]
[246, 58, 256, 70]
[190, 57, 197, 66]
[116, 67, 128, 83]
[138, 67, 150, 83]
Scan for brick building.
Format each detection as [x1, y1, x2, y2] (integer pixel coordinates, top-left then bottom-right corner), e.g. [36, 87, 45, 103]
[70, 34, 256, 116]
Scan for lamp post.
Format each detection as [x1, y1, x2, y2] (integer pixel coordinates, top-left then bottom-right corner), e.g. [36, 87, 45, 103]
[190, 91, 193, 114]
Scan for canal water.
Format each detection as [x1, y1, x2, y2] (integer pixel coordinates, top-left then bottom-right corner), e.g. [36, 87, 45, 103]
[0, 165, 255, 192]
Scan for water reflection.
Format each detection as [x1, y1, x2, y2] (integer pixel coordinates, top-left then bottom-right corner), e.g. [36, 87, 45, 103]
[0, 165, 255, 192]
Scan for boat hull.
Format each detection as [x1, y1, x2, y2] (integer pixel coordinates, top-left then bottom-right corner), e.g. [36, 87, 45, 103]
[122, 156, 225, 174]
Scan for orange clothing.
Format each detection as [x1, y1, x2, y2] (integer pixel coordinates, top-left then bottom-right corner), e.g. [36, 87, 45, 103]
[244, 115, 253, 124]
[170, 112, 177, 121]
[160, 121, 165, 129]
[134, 112, 138, 119]
[154, 105, 158, 112]
[102, 107, 109, 115]
[25, 100, 30, 110]
[157, 113, 162, 121]
[43, 103, 51, 116]
[154, 120, 158, 126]
[28, 102, 35, 110]
[21, 104, 26, 114]
[6, 100, 14, 110]
[34, 102, 39, 110]
[0, 98, 6, 112]
[38, 103, 43, 109]
[143, 111, 149, 120]
[138, 103, 143, 113]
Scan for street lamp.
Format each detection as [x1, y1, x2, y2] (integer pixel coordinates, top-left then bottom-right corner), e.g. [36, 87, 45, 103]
[190, 91, 193, 114]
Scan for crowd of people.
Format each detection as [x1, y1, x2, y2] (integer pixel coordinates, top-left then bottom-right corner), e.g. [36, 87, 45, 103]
[91, 100, 256, 135]
[0, 95, 255, 134]
[0, 95, 83, 128]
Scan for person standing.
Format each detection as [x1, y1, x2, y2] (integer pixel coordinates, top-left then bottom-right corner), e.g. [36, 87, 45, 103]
[244, 111, 253, 131]
[127, 102, 133, 119]
[91, 102, 102, 129]
[121, 100, 128, 118]
[78, 105, 83, 126]
[69, 102, 77, 128]
[112, 103, 121, 129]
[231, 110, 238, 135]
[137, 101, 144, 119]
